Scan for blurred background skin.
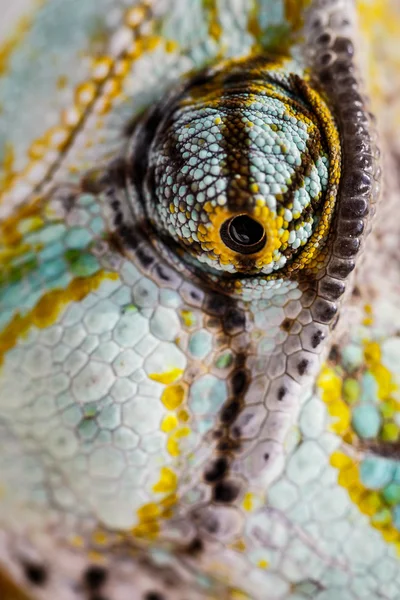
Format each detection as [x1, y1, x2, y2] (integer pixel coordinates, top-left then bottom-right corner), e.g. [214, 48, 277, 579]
[0, 0, 34, 40]
[0, 6, 41, 600]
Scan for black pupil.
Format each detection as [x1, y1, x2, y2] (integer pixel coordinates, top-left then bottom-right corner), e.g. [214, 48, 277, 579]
[230, 215, 263, 245]
[220, 215, 266, 255]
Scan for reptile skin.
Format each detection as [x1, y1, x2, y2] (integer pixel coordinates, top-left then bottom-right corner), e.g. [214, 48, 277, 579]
[1, 1, 400, 599]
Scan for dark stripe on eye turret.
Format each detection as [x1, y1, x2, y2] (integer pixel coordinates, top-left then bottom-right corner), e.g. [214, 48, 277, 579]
[278, 124, 323, 211]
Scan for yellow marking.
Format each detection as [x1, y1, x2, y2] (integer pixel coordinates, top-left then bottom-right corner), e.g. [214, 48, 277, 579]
[281, 229, 290, 243]
[364, 341, 381, 366]
[28, 139, 47, 160]
[152, 467, 178, 494]
[230, 539, 246, 553]
[318, 366, 352, 436]
[132, 519, 160, 539]
[358, 491, 383, 517]
[166, 426, 190, 457]
[330, 451, 352, 470]
[87, 551, 105, 564]
[137, 503, 160, 519]
[161, 492, 178, 509]
[161, 414, 179, 432]
[0, 271, 118, 367]
[165, 39, 179, 53]
[257, 559, 269, 569]
[132, 502, 161, 540]
[247, 1, 262, 43]
[230, 591, 251, 600]
[91, 56, 113, 81]
[0, 195, 42, 247]
[363, 303, 374, 326]
[92, 531, 109, 546]
[70, 534, 85, 548]
[127, 35, 161, 60]
[126, 5, 147, 27]
[178, 408, 190, 422]
[381, 422, 399, 442]
[364, 340, 397, 400]
[203, 0, 222, 42]
[284, 0, 311, 32]
[0, 0, 46, 76]
[0, 142, 16, 192]
[242, 492, 254, 512]
[132, 486, 179, 540]
[149, 368, 183, 384]
[75, 81, 96, 107]
[317, 366, 342, 404]
[56, 75, 68, 89]
[161, 383, 185, 410]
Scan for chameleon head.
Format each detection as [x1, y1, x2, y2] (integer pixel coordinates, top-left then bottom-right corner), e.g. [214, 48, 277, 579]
[134, 57, 341, 278]
[0, 1, 384, 596]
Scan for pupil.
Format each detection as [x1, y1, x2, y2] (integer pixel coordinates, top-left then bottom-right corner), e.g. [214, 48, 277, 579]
[220, 215, 266, 255]
[230, 215, 263, 246]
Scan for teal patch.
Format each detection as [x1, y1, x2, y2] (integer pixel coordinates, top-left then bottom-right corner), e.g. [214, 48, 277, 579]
[360, 372, 379, 404]
[188, 330, 213, 359]
[382, 482, 400, 505]
[351, 404, 382, 439]
[190, 374, 227, 415]
[65, 250, 100, 277]
[341, 343, 363, 372]
[393, 505, 400, 531]
[360, 457, 395, 490]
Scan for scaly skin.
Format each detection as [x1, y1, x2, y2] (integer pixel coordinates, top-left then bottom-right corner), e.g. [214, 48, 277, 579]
[0, 1, 400, 599]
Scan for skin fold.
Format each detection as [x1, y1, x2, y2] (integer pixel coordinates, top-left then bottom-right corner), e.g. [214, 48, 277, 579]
[0, 1, 400, 599]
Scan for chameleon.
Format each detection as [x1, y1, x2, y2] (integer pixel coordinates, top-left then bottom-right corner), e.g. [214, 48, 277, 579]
[0, 0, 400, 599]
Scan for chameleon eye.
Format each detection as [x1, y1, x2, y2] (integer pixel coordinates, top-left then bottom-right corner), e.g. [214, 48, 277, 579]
[129, 57, 340, 277]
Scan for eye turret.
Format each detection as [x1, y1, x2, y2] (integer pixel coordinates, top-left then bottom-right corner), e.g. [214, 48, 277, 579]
[129, 56, 341, 277]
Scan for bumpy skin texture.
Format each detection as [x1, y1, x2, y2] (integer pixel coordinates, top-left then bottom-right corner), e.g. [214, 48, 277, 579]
[0, 1, 400, 599]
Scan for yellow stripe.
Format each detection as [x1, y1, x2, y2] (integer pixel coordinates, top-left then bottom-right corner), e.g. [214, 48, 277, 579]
[203, 0, 222, 42]
[0, 270, 118, 367]
[284, 0, 311, 32]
